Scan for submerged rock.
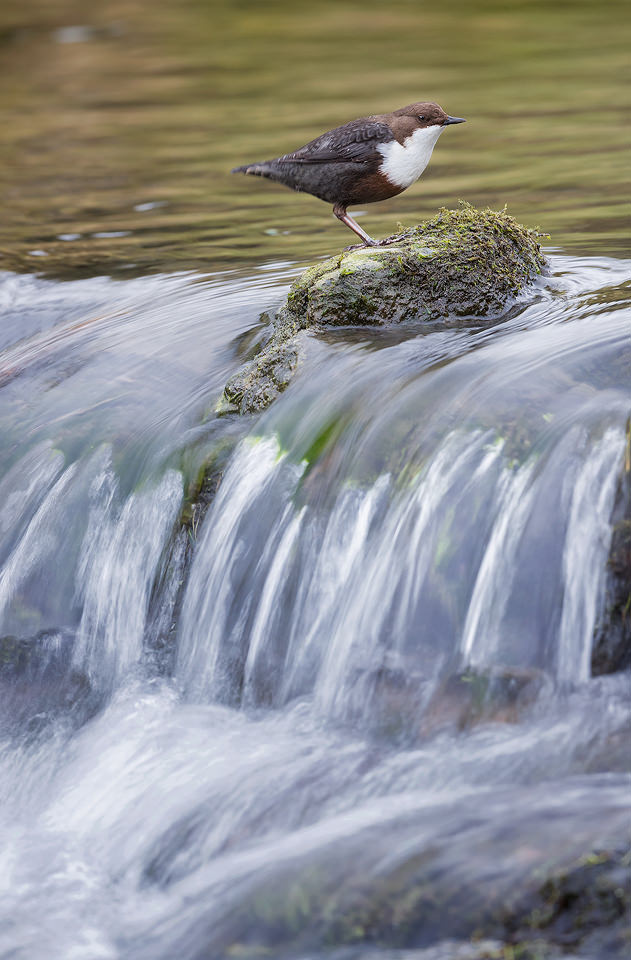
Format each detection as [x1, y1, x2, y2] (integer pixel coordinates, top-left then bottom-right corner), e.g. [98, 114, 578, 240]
[502, 845, 631, 958]
[592, 418, 631, 675]
[344, 656, 548, 744]
[216, 842, 631, 959]
[419, 665, 548, 736]
[0, 629, 98, 736]
[221, 204, 546, 414]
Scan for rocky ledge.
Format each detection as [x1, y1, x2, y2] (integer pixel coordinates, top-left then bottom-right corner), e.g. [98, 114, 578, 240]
[221, 203, 546, 415]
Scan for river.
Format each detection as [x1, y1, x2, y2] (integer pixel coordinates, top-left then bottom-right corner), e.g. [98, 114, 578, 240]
[1, 2, 630, 959]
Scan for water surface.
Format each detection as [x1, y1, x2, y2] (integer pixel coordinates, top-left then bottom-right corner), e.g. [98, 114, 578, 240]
[1, 249, 630, 958]
[1, 0, 630, 278]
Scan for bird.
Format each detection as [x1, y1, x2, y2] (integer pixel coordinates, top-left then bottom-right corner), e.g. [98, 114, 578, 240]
[231, 102, 465, 246]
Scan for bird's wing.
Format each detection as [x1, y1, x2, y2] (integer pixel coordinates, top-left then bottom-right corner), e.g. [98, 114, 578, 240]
[278, 119, 394, 165]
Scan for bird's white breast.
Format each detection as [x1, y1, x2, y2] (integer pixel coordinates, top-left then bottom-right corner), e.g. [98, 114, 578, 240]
[378, 124, 444, 189]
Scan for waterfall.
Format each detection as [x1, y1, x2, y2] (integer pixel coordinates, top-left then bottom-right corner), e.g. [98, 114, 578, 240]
[177, 420, 625, 723]
[73, 457, 183, 687]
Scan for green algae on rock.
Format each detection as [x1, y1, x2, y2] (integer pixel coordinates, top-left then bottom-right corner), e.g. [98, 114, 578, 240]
[291, 203, 546, 326]
[221, 204, 546, 415]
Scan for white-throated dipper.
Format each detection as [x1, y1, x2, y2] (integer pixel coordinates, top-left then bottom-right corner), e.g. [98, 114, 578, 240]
[232, 101, 465, 245]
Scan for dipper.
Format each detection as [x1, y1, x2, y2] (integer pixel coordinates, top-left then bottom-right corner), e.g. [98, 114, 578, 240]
[232, 101, 465, 245]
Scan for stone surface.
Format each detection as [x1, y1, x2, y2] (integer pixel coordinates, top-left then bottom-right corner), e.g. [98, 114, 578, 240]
[220, 204, 546, 415]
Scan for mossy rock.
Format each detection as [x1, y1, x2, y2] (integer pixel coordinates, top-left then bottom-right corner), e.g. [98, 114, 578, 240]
[221, 204, 546, 415]
[222, 339, 300, 415]
[290, 204, 545, 326]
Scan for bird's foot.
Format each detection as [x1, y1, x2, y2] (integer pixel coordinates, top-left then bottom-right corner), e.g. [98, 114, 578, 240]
[376, 231, 410, 246]
[344, 241, 374, 252]
[344, 234, 406, 252]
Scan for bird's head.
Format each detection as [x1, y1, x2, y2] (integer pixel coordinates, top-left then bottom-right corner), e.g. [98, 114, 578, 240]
[394, 101, 466, 131]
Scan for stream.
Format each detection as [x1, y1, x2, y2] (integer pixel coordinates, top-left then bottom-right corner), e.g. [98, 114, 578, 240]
[0, 250, 629, 960]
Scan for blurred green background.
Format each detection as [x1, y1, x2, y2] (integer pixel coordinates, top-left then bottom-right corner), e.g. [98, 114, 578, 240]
[1, 0, 629, 279]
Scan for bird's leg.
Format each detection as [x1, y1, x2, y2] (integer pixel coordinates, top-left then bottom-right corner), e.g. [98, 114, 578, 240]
[333, 204, 378, 246]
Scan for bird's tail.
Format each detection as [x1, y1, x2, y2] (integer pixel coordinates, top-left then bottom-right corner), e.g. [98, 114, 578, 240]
[231, 162, 274, 178]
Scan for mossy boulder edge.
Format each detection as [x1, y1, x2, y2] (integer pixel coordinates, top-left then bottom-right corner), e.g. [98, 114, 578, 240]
[222, 204, 547, 415]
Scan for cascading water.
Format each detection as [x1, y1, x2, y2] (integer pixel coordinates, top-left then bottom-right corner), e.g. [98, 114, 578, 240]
[0, 253, 629, 960]
[177, 301, 628, 724]
[73, 453, 182, 689]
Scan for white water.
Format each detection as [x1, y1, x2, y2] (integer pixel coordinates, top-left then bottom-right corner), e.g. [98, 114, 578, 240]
[74, 455, 182, 687]
[557, 429, 624, 684]
[0, 255, 629, 959]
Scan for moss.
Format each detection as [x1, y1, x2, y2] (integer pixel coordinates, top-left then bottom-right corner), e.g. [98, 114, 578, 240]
[221, 205, 546, 414]
[300, 416, 346, 470]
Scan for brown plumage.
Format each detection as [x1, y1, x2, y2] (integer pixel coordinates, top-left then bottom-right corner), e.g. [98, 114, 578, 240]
[232, 101, 465, 245]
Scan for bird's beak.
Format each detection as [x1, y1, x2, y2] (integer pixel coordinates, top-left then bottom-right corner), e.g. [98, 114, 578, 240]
[444, 116, 466, 125]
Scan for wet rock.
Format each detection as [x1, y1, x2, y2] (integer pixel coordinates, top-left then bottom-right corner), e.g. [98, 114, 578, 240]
[289, 945, 576, 960]
[220, 204, 546, 414]
[592, 417, 631, 675]
[345, 651, 429, 742]
[352, 658, 548, 743]
[420, 665, 548, 735]
[503, 846, 631, 958]
[144, 440, 234, 673]
[222, 338, 301, 415]
[222, 844, 630, 960]
[0, 628, 98, 736]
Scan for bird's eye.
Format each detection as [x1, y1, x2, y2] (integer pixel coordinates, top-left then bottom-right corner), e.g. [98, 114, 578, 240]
[417, 115, 426, 121]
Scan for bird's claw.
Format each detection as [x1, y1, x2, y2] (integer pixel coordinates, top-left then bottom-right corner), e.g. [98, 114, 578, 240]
[344, 235, 404, 252]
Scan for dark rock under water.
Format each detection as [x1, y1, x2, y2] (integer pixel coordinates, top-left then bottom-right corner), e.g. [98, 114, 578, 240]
[0, 629, 98, 736]
[593, 417, 631, 675]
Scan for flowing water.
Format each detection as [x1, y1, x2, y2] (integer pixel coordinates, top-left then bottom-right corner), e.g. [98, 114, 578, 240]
[1, 251, 629, 959]
[1, 1, 631, 958]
